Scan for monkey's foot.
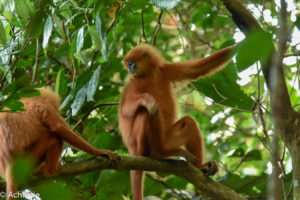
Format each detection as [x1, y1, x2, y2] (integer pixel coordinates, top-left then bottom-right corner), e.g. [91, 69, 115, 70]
[96, 150, 120, 167]
[200, 160, 218, 176]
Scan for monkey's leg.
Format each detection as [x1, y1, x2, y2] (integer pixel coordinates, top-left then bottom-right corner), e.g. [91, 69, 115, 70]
[160, 116, 218, 176]
[126, 109, 149, 200]
[42, 136, 63, 177]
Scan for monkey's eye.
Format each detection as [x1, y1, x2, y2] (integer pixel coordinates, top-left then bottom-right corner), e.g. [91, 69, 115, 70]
[126, 61, 137, 74]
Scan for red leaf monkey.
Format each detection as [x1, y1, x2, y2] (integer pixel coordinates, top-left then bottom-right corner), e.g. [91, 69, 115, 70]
[119, 44, 234, 200]
[0, 88, 120, 200]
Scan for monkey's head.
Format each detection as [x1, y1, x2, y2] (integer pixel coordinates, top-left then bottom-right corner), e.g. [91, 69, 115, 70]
[123, 44, 165, 78]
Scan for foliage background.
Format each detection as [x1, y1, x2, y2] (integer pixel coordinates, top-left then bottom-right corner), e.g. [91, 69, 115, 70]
[0, 0, 299, 199]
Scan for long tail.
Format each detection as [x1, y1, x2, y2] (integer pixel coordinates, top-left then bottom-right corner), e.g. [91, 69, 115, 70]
[131, 170, 144, 200]
[5, 164, 16, 200]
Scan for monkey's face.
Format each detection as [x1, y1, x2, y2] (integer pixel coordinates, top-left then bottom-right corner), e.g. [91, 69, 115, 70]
[124, 53, 152, 78]
[126, 61, 137, 75]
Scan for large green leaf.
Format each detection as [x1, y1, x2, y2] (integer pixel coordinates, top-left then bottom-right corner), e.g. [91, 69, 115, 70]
[149, 0, 181, 10]
[14, 0, 30, 20]
[236, 30, 273, 72]
[219, 172, 267, 196]
[87, 65, 101, 102]
[71, 84, 88, 116]
[193, 62, 254, 111]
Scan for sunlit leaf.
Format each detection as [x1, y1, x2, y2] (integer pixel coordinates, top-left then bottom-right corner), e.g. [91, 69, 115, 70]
[4, 0, 14, 12]
[149, 0, 181, 10]
[76, 27, 84, 54]
[42, 15, 53, 48]
[87, 66, 101, 102]
[96, 15, 107, 59]
[71, 84, 88, 116]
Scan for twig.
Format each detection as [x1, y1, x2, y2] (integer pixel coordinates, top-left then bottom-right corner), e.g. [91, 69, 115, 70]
[151, 11, 163, 46]
[47, 53, 68, 69]
[89, 50, 99, 68]
[32, 37, 42, 83]
[139, 6, 147, 44]
[146, 173, 189, 200]
[72, 102, 119, 130]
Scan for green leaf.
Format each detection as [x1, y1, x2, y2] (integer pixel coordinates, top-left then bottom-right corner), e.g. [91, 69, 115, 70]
[4, 0, 14, 12]
[12, 156, 34, 185]
[55, 68, 67, 97]
[42, 15, 53, 48]
[76, 27, 84, 54]
[244, 150, 262, 161]
[14, 0, 30, 20]
[193, 62, 254, 111]
[0, 20, 6, 44]
[219, 172, 267, 195]
[38, 181, 72, 200]
[149, 0, 181, 10]
[88, 26, 101, 50]
[96, 15, 107, 59]
[3, 98, 25, 112]
[229, 148, 245, 157]
[236, 30, 273, 72]
[87, 65, 101, 102]
[96, 171, 131, 199]
[71, 84, 88, 116]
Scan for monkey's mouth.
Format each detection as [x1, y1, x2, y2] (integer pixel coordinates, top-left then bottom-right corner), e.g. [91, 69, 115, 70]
[126, 61, 137, 74]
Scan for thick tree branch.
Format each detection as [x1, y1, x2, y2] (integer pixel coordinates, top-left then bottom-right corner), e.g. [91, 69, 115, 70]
[221, 0, 292, 112]
[29, 156, 247, 200]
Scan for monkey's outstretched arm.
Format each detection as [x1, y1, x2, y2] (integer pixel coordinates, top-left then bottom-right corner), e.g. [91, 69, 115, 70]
[41, 106, 120, 164]
[163, 46, 235, 81]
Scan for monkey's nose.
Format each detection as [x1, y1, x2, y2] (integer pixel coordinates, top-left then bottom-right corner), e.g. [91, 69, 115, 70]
[126, 61, 137, 74]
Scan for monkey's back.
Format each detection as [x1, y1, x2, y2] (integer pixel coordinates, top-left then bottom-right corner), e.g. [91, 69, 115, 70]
[0, 88, 61, 174]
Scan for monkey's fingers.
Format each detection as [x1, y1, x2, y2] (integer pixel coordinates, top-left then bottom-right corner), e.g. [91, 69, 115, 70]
[96, 150, 120, 167]
[200, 160, 218, 176]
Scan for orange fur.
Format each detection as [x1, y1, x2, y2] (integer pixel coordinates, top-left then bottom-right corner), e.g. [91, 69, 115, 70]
[119, 44, 234, 200]
[0, 88, 119, 200]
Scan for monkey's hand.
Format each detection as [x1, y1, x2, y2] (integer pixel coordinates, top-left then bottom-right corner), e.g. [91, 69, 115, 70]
[140, 93, 158, 115]
[95, 150, 120, 167]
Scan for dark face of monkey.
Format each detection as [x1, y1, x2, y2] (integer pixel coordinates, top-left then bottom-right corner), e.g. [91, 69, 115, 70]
[126, 61, 137, 74]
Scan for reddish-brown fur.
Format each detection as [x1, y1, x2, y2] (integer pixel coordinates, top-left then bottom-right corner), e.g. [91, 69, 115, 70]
[119, 44, 234, 200]
[0, 88, 119, 200]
